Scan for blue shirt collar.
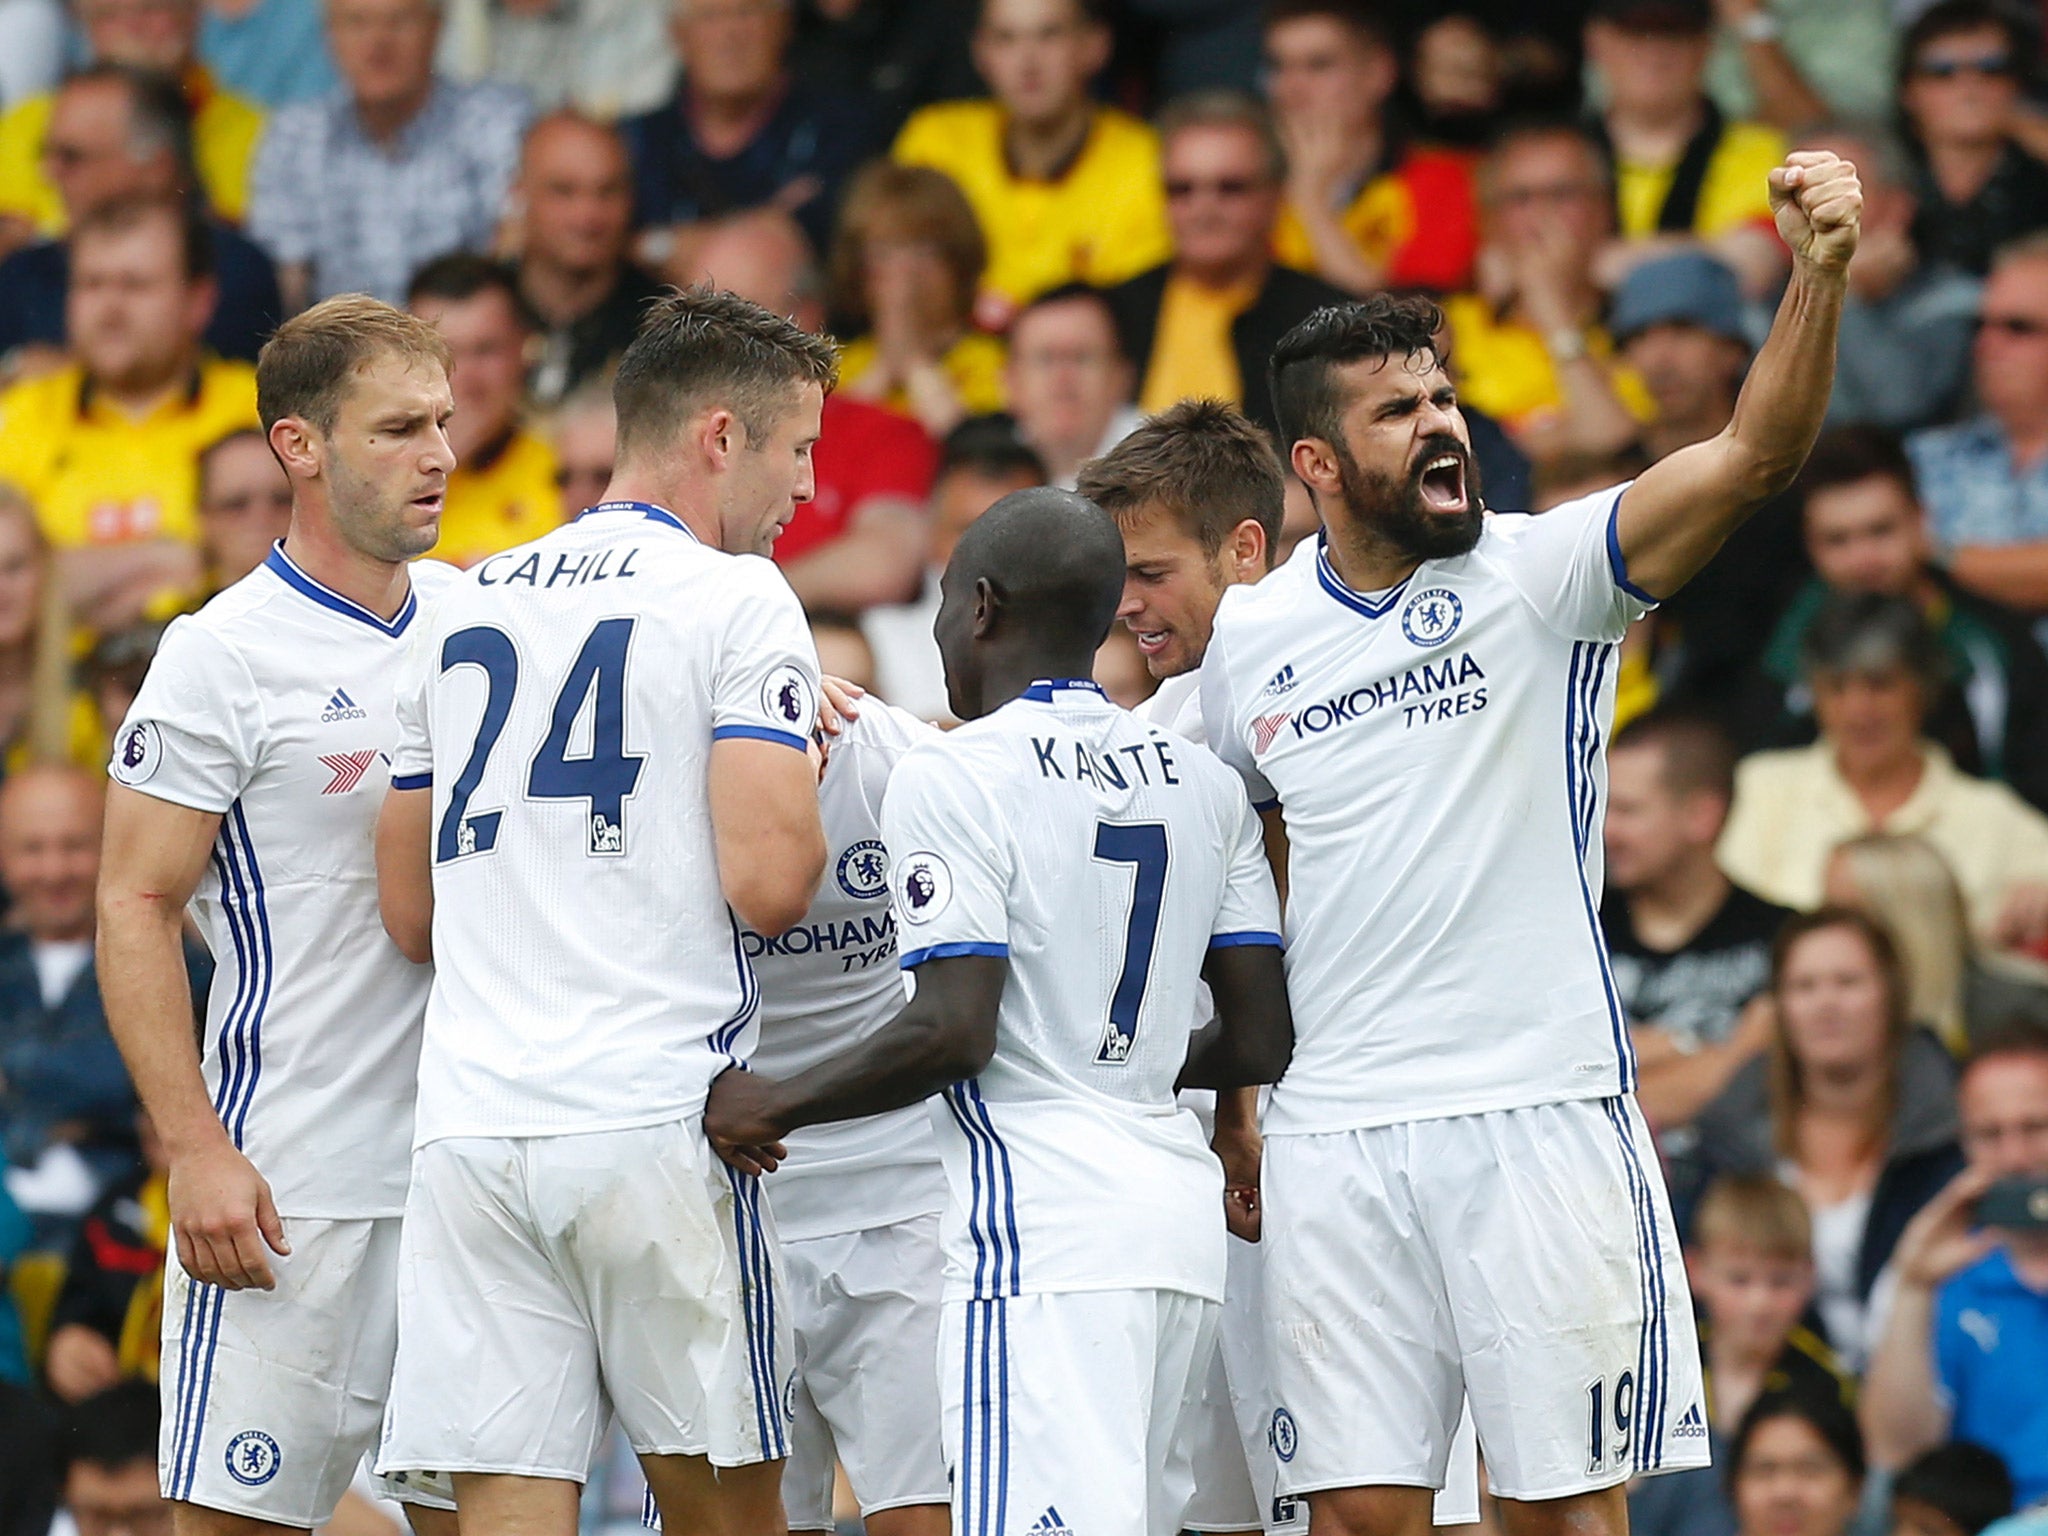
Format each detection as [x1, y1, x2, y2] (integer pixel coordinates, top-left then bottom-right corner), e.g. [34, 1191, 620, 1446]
[263, 542, 416, 637]
[578, 500, 697, 539]
[1315, 530, 1412, 619]
[1021, 677, 1107, 703]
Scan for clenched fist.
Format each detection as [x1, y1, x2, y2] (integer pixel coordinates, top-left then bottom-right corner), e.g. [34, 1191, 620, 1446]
[1768, 151, 1862, 273]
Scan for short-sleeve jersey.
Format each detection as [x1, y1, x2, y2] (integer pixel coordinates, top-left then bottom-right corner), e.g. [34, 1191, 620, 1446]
[746, 699, 945, 1243]
[390, 502, 822, 1145]
[1201, 484, 1655, 1136]
[881, 679, 1281, 1304]
[107, 546, 461, 1218]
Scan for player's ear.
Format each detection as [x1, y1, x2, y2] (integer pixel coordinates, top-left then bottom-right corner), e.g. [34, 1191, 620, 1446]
[1227, 517, 1267, 581]
[269, 416, 319, 483]
[970, 575, 1000, 640]
[700, 406, 740, 466]
[1291, 437, 1341, 499]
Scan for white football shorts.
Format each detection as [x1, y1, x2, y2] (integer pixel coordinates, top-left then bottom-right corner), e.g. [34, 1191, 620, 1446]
[1264, 1095, 1708, 1503]
[942, 1288, 1218, 1536]
[160, 1216, 400, 1526]
[782, 1213, 949, 1530]
[377, 1119, 791, 1482]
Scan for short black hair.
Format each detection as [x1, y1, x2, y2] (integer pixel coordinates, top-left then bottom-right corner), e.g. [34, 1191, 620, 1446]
[1075, 398, 1285, 557]
[406, 252, 533, 328]
[1893, 1444, 2015, 1535]
[1794, 426, 1918, 511]
[1262, 0, 1393, 49]
[613, 285, 839, 454]
[1800, 591, 1947, 690]
[1269, 295, 1444, 449]
[1012, 281, 1122, 341]
[1728, 1389, 1866, 1497]
[1901, 0, 2035, 85]
[1609, 708, 1737, 803]
[936, 415, 1047, 487]
[61, 1382, 159, 1475]
[949, 486, 1126, 653]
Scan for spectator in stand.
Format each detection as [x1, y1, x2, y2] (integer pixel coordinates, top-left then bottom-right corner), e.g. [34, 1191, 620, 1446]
[1005, 283, 1138, 490]
[861, 416, 1042, 720]
[247, 0, 531, 308]
[1898, 1, 2048, 279]
[1444, 120, 1652, 472]
[0, 69, 279, 369]
[1908, 236, 2048, 626]
[1409, 13, 1505, 150]
[1615, 250, 1809, 713]
[406, 254, 560, 567]
[1103, 90, 1347, 440]
[198, 0, 337, 108]
[893, 0, 1170, 325]
[57, 1384, 171, 1535]
[619, 0, 877, 263]
[1889, 1443, 2015, 1536]
[513, 113, 668, 411]
[1601, 712, 1793, 1160]
[1694, 909, 1964, 1369]
[1701, 0, 1896, 132]
[194, 427, 290, 592]
[1260, 0, 1481, 296]
[1826, 834, 2048, 1060]
[543, 373, 617, 523]
[0, 0, 263, 243]
[1745, 429, 2048, 811]
[0, 768, 142, 1236]
[1584, 0, 1787, 297]
[0, 197, 253, 630]
[1721, 594, 2048, 952]
[42, 1109, 167, 1404]
[1795, 123, 1979, 433]
[686, 204, 937, 610]
[788, 0, 978, 140]
[1862, 1026, 2048, 1507]
[435, 0, 676, 119]
[830, 161, 1007, 439]
[1727, 1392, 1867, 1536]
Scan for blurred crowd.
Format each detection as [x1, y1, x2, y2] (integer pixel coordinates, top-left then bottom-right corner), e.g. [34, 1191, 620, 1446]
[1, 0, 2047, 1531]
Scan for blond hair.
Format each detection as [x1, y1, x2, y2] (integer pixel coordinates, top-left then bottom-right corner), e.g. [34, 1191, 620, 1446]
[1693, 1174, 1814, 1263]
[257, 295, 452, 436]
[1829, 833, 1971, 1054]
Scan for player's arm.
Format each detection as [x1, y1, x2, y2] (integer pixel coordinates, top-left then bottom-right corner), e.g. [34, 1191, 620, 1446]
[1612, 152, 1861, 598]
[1182, 945, 1294, 1090]
[98, 785, 289, 1291]
[375, 785, 434, 964]
[709, 736, 826, 935]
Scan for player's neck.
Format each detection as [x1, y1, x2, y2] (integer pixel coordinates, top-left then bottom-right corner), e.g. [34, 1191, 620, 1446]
[280, 522, 412, 621]
[1624, 854, 1730, 952]
[598, 472, 719, 547]
[1322, 522, 1421, 597]
[977, 649, 1098, 716]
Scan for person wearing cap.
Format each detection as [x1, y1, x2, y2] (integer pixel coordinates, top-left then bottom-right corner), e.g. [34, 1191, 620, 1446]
[1614, 248, 1810, 710]
[1585, 0, 1789, 297]
[1719, 590, 2048, 951]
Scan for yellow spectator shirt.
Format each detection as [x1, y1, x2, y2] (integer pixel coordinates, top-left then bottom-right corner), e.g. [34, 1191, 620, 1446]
[893, 101, 1171, 309]
[0, 357, 258, 549]
[1614, 119, 1785, 240]
[1442, 293, 1656, 436]
[0, 69, 264, 234]
[836, 331, 1008, 418]
[431, 429, 562, 567]
[1138, 273, 1258, 415]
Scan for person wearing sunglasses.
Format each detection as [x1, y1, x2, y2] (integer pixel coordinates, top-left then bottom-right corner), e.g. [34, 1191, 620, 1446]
[1898, 0, 2048, 277]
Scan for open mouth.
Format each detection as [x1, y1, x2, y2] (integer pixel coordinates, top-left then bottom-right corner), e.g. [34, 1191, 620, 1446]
[1130, 626, 1171, 657]
[1418, 452, 1468, 514]
[411, 491, 445, 516]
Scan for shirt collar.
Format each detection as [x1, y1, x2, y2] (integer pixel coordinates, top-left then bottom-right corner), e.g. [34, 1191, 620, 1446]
[263, 542, 417, 636]
[1315, 530, 1413, 619]
[577, 500, 698, 540]
[1021, 677, 1107, 703]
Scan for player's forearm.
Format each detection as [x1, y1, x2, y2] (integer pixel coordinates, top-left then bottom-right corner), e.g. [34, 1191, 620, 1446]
[1859, 1281, 1950, 1468]
[96, 897, 226, 1157]
[767, 1005, 994, 1133]
[1722, 257, 1848, 499]
[1184, 947, 1294, 1089]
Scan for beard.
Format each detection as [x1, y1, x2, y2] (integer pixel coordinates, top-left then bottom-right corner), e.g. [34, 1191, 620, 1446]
[1334, 432, 1484, 563]
[328, 450, 439, 563]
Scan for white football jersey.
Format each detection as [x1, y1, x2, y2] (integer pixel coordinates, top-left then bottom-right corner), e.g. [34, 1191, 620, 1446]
[109, 546, 460, 1218]
[390, 502, 822, 1146]
[747, 698, 946, 1243]
[1201, 484, 1654, 1136]
[881, 679, 1282, 1304]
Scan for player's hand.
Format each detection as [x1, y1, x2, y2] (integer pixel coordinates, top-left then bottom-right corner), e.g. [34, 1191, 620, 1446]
[1214, 1121, 1264, 1243]
[1768, 151, 1861, 273]
[1894, 1163, 1999, 1291]
[704, 1067, 790, 1177]
[818, 676, 865, 739]
[168, 1139, 290, 1291]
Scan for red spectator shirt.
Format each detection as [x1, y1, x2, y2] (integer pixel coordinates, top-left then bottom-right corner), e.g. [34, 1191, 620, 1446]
[775, 394, 937, 566]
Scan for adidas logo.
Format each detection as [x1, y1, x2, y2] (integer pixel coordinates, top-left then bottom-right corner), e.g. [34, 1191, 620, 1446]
[320, 688, 367, 723]
[1674, 1403, 1708, 1439]
[1029, 1507, 1075, 1536]
[1263, 664, 1299, 698]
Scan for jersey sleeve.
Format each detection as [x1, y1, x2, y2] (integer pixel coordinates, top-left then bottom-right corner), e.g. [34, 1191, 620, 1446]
[710, 557, 823, 753]
[1489, 481, 1657, 643]
[841, 698, 943, 823]
[1197, 617, 1278, 810]
[388, 615, 438, 791]
[881, 744, 1013, 970]
[1209, 790, 1282, 948]
[106, 618, 264, 813]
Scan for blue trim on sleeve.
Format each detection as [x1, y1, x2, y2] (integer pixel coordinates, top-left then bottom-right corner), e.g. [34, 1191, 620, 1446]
[1605, 501, 1661, 606]
[389, 772, 432, 791]
[1209, 930, 1283, 949]
[712, 724, 810, 751]
[901, 940, 1009, 970]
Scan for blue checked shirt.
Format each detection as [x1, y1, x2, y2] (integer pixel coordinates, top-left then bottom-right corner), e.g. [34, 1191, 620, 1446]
[1908, 416, 2048, 552]
[247, 77, 532, 303]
